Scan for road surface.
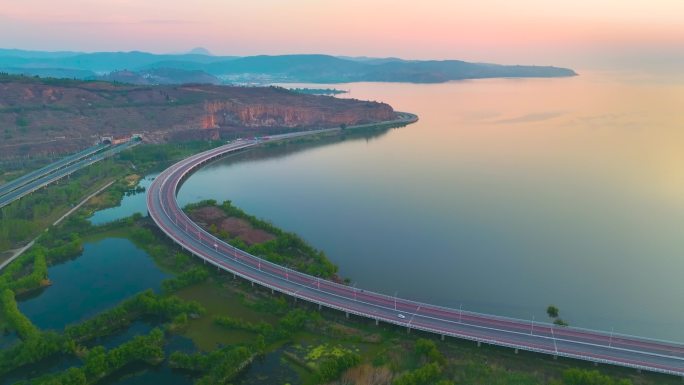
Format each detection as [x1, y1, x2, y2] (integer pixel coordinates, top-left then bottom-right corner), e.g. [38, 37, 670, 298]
[0, 143, 109, 198]
[0, 141, 138, 209]
[147, 116, 683, 377]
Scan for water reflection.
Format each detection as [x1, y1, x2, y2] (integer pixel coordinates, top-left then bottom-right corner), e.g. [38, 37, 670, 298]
[179, 74, 684, 341]
[89, 175, 157, 225]
[18, 238, 169, 330]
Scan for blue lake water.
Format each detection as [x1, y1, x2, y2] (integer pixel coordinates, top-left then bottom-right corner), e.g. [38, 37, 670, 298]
[89, 174, 157, 225]
[177, 75, 684, 342]
[18, 237, 169, 330]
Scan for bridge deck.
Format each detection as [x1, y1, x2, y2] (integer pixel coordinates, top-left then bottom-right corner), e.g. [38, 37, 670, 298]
[147, 118, 684, 378]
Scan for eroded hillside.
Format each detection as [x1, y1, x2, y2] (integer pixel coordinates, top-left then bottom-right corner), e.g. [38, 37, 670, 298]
[0, 75, 396, 159]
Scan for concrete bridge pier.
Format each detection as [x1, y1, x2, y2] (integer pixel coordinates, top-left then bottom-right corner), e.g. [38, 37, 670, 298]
[375, 319, 379, 326]
[406, 327, 411, 334]
[318, 304, 322, 310]
[514, 348, 519, 354]
[271, 288, 274, 295]
[251, 281, 254, 287]
[553, 355, 557, 360]
[441, 335, 445, 341]
[477, 341, 481, 347]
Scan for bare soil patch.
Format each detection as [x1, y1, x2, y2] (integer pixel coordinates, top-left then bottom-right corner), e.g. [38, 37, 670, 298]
[190, 206, 275, 246]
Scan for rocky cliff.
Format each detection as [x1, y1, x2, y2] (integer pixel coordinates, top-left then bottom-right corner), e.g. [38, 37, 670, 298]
[0, 76, 397, 159]
[201, 98, 395, 129]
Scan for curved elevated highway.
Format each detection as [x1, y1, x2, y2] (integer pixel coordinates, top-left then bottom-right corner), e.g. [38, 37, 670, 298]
[147, 117, 684, 378]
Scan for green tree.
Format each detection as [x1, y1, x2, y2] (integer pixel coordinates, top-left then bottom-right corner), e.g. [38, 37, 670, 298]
[547, 305, 559, 318]
[554, 318, 569, 327]
[0, 288, 39, 339]
[562, 368, 633, 385]
[415, 338, 445, 364]
[393, 362, 442, 385]
[316, 351, 361, 382]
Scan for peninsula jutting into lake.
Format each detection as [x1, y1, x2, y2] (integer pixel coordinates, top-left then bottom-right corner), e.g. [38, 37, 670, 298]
[1, 0, 683, 384]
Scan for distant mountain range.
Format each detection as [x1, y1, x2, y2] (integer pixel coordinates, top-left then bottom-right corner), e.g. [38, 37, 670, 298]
[0, 48, 576, 84]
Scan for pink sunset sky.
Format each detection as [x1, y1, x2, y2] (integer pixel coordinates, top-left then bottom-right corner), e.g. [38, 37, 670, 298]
[1, 0, 683, 70]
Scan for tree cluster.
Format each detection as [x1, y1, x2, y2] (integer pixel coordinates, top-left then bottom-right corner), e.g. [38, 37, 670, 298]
[392, 338, 452, 385]
[170, 345, 255, 385]
[17, 329, 165, 385]
[315, 350, 361, 382]
[161, 266, 209, 294]
[558, 368, 633, 385]
[547, 305, 569, 327]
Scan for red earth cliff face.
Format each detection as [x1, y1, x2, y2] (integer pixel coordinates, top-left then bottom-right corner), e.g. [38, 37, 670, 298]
[0, 80, 397, 159]
[201, 99, 395, 129]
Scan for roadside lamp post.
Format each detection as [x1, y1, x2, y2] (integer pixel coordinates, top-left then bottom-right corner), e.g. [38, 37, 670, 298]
[394, 291, 398, 311]
[609, 327, 614, 348]
[531, 315, 535, 335]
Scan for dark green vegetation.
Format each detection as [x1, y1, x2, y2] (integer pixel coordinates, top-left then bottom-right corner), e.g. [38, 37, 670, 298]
[0, 158, 125, 252]
[0, 215, 206, 382]
[547, 305, 570, 327]
[547, 305, 560, 318]
[0, 142, 678, 385]
[170, 345, 255, 385]
[0, 49, 577, 84]
[185, 200, 339, 279]
[16, 329, 166, 385]
[117, 141, 224, 174]
[0, 140, 220, 256]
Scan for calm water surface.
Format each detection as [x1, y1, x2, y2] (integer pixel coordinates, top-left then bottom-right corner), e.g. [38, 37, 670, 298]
[178, 73, 684, 341]
[18, 237, 169, 330]
[7, 239, 171, 384]
[89, 174, 157, 225]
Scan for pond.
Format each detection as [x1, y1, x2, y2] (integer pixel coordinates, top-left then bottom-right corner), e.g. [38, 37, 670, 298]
[18, 237, 169, 330]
